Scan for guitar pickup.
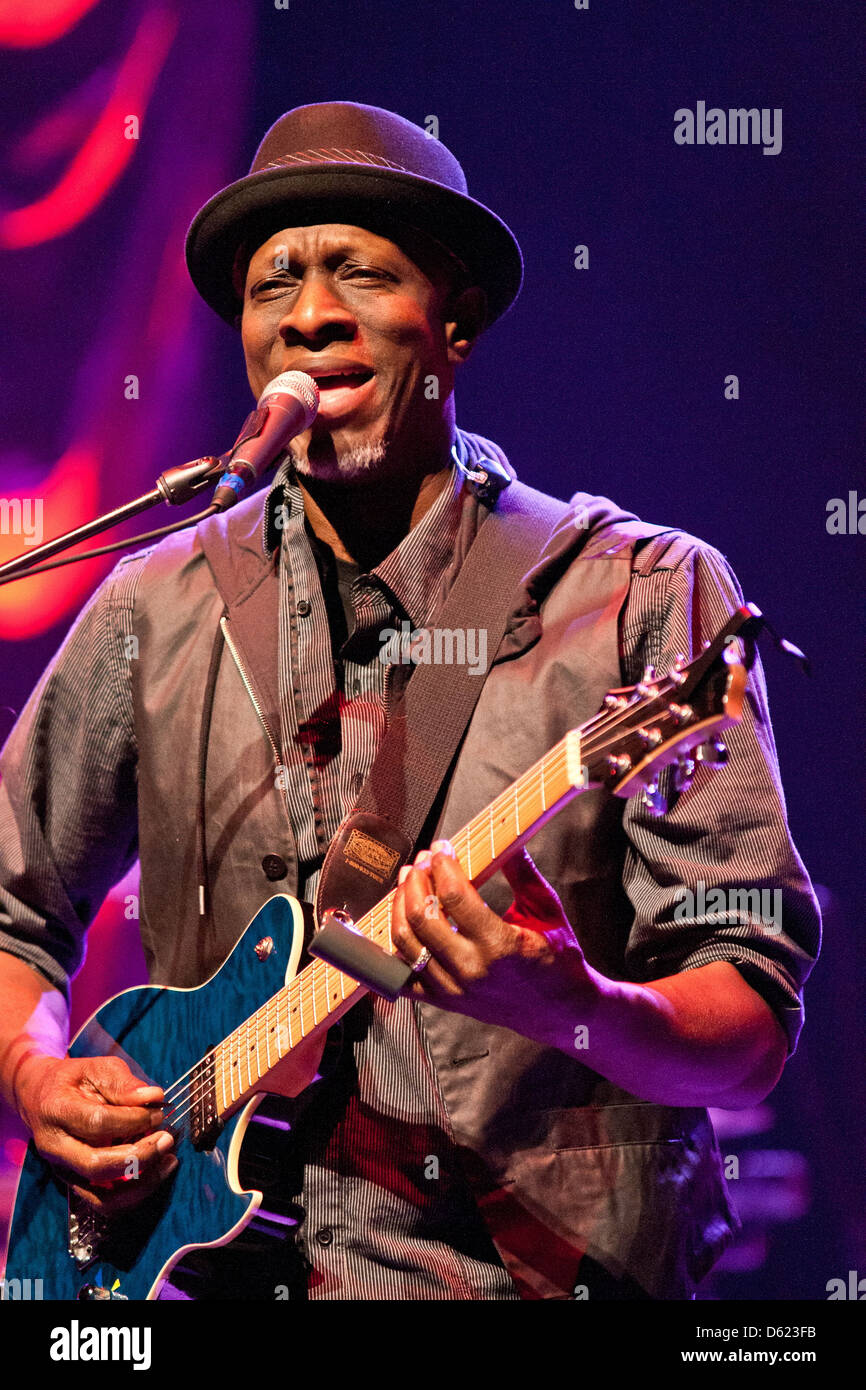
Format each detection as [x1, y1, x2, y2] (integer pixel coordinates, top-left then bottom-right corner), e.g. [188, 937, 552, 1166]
[190, 1054, 222, 1150]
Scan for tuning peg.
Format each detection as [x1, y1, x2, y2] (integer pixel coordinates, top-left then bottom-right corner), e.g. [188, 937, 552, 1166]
[673, 757, 696, 794]
[637, 726, 663, 749]
[695, 738, 728, 766]
[641, 781, 668, 816]
[606, 754, 632, 778]
[637, 664, 660, 696]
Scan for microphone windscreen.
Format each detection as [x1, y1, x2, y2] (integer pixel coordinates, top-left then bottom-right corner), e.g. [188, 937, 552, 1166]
[258, 371, 320, 427]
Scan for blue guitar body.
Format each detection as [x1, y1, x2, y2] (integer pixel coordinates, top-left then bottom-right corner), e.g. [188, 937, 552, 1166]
[3, 894, 313, 1301]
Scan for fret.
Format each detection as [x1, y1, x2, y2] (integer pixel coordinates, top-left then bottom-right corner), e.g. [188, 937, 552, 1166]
[513, 782, 520, 838]
[465, 831, 472, 879]
[265, 1003, 272, 1071]
[328, 966, 341, 1008]
[244, 1021, 253, 1094]
[312, 965, 319, 1026]
[273, 998, 281, 1059]
[228, 1029, 237, 1104]
[488, 804, 494, 861]
[299, 972, 309, 1038]
[540, 753, 546, 810]
[219, 1045, 227, 1114]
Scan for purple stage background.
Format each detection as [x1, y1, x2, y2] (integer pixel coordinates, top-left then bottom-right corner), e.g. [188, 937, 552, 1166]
[0, 0, 863, 1300]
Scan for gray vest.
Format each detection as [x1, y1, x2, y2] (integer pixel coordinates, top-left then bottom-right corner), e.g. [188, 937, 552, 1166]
[129, 465, 737, 1298]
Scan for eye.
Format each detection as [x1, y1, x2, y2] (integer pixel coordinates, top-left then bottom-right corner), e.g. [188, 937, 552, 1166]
[250, 273, 295, 298]
[340, 263, 396, 284]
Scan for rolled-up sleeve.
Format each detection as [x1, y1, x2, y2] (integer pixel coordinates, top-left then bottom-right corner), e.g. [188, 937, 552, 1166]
[618, 533, 821, 1055]
[0, 555, 142, 1002]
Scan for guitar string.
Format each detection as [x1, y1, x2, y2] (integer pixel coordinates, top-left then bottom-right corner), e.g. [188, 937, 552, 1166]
[158, 721, 618, 1130]
[157, 728, 588, 1123]
[157, 690, 685, 1130]
[158, 675, 697, 1128]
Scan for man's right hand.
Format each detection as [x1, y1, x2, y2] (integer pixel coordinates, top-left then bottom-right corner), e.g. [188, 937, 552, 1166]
[13, 1053, 178, 1215]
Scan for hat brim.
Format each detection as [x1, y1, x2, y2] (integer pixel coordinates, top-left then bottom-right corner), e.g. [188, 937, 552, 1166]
[185, 163, 523, 327]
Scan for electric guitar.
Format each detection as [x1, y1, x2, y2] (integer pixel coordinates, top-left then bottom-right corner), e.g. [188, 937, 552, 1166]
[1, 606, 760, 1300]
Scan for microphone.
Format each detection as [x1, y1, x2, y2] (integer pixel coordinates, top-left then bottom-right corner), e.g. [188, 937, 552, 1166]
[213, 371, 319, 511]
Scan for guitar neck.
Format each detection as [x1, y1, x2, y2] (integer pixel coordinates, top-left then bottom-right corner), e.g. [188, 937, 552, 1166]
[211, 727, 585, 1120]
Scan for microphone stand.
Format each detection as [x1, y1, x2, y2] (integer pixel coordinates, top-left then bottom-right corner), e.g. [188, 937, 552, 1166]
[0, 455, 226, 586]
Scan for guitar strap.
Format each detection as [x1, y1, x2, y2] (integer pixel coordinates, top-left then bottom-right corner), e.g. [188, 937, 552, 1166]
[314, 477, 569, 926]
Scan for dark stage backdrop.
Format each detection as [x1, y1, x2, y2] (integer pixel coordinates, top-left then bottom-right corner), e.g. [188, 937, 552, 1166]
[0, 0, 862, 1301]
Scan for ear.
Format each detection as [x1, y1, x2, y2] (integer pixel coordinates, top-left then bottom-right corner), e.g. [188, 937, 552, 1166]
[445, 287, 488, 364]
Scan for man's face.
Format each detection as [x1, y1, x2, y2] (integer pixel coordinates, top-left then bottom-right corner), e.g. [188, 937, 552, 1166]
[240, 223, 476, 480]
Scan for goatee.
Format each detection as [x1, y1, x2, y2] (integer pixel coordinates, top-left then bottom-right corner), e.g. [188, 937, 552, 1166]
[287, 439, 388, 483]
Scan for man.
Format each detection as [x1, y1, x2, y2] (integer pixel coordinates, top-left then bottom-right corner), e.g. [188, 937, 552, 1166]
[0, 102, 820, 1300]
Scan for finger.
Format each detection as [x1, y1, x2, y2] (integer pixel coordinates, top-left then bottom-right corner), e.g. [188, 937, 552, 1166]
[499, 845, 566, 926]
[69, 1154, 180, 1215]
[424, 850, 511, 949]
[59, 1093, 167, 1147]
[390, 877, 462, 996]
[47, 1126, 176, 1194]
[401, 862, 475, 964]
[80, 1059, 164, 1107]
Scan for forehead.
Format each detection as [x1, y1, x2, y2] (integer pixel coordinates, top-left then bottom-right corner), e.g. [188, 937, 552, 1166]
[246, 223, 413, 270]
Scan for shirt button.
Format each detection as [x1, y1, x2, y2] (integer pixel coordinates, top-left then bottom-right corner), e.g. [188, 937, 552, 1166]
[296, 598, 311, 617]
[261, 854, 288, 881]
[352, 773, 364, 794]
[314, 1227, 334, 1247]
[352, 678, 361, 695]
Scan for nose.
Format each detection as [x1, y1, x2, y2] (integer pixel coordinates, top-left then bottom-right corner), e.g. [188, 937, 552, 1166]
[278, 271, 356, 345]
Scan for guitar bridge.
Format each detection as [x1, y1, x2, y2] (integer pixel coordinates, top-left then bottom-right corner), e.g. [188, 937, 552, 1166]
[68, 1196, 108, 1271]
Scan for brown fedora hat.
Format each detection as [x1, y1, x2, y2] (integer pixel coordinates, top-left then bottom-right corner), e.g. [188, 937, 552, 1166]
[185, 101, 523, 328]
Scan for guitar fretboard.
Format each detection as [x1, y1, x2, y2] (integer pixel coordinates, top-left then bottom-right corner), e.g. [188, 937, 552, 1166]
[211, 728, 584, 1119]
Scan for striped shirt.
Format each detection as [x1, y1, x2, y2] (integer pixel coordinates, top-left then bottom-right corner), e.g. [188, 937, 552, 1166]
[265, 455, 519, 1298]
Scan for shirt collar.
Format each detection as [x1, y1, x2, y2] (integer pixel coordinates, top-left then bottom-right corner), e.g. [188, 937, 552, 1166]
[261, 428, 513, 560]
[369, 461, 465, 629]
[261, 430, 511, 628]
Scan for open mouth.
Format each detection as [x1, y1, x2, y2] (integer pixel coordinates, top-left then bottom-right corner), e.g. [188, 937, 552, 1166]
[306, 368, 377, 420]
[310, 370, 374, 392]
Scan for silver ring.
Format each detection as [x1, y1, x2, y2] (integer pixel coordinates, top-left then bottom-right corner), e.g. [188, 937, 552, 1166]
[411, 947, 432, 974]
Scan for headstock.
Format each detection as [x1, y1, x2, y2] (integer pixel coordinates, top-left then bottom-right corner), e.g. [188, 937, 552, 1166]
[578, 603, 763, 815]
